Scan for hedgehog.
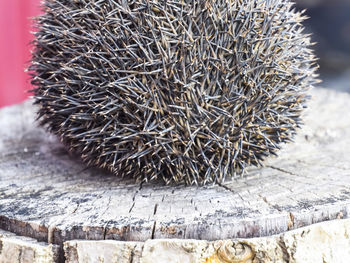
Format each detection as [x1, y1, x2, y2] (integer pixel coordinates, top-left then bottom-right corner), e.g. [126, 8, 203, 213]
[30, 0, 319, 185]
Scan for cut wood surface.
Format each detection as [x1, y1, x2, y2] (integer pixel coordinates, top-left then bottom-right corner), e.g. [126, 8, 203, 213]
[0, 87, 350, 250]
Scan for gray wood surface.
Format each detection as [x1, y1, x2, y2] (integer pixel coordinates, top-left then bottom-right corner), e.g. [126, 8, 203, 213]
[0, 88, 350, 248]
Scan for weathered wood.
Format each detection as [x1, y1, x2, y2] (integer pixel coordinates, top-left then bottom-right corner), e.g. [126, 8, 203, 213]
[0, 88, 350, 255]
[2, 219, 349, 263]
[0, 229, 59, 263]
[64, 240, 143, 263]
[64, 218, 350, 263]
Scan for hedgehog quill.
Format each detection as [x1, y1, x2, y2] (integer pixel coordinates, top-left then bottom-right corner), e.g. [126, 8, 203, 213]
[30, 0, 319, 185]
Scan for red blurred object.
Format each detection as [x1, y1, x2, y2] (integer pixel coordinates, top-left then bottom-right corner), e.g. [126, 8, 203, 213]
[0, 0, 41, 108]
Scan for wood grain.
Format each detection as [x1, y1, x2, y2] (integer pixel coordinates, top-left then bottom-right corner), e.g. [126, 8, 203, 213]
[0, 88, 349, 249]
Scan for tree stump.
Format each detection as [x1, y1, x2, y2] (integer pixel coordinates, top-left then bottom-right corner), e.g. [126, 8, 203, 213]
[1, 87, 350, 263]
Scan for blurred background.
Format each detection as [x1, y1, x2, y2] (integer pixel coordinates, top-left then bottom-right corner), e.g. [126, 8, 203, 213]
[0, 0, 41, 107]
[0, 0, 349, 107]
[296, 0, 350, 93]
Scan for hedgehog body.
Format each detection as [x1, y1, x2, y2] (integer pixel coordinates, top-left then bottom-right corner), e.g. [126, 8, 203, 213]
[31, 0, 318, 184]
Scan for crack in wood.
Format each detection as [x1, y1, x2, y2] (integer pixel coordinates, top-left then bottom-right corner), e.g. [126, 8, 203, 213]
[153, 204, 158, 215]
[48, 225, 56, 244]
[103, 222, 109, 240]
[101, 196, 112, 217]
[217, 182, 245, 202]
[258, 194, 283, 212]
[129, 202, 135, 213]
[129, 186, 142, 213]
[100, 196, 113, 240]
[267, 165, 299, 177]
[151, 221, 156, 239]
[278, 236, 291, 262]
[288, 212, 295, 230]
[129, 247, 135, 263]
[71, 203, 80, 214]
[217, 182, 235, 194]
[150, 203, 159, 240]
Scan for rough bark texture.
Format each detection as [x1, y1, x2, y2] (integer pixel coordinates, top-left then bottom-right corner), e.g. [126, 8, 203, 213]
[0, 87, 350, 262]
